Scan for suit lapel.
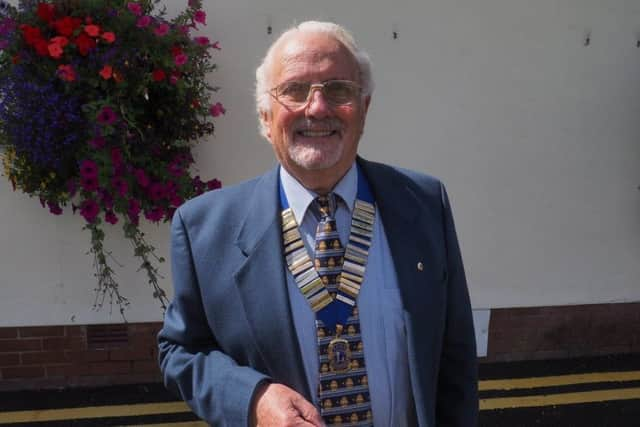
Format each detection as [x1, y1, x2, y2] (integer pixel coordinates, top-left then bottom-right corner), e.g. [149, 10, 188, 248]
[233, 166, 311, 399]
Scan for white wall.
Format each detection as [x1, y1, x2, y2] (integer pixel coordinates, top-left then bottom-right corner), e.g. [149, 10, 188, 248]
[1, 0, 639, 326]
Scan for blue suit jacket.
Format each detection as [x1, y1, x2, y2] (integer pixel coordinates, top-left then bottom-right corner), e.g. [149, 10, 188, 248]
[158, 158, 478, 426]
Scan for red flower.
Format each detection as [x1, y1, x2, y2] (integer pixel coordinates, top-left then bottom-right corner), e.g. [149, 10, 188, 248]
[48, 41, 63, 59]
[34, 39, 49, 56]
[54, 16, 81, 37]
[209, 102, 226, 117]
[37, 3, 56, 23]
[84, 24, 101, 37]
[101, 32, 116, 43]
[75, 32, 96, 55]
[80, 199, 100, 223]
[57, 64, 76, 82]
[151, 69, 166, 81]
[170, 45, 183, 57]
[51, 36, 69, 48]
[99, 65, 113, 80]
[20, 24, 43, 46]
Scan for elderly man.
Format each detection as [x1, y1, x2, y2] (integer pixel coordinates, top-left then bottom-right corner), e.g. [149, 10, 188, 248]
[158, 21, 478, 426]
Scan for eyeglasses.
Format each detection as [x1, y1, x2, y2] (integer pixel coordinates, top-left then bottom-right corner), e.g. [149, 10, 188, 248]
[269, 80, 362, 109]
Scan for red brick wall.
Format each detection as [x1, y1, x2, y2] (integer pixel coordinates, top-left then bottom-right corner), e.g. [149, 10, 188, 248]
[0, 323, 162, 391]
[1, 302, 639, 390]
[484, 302, 640, 362]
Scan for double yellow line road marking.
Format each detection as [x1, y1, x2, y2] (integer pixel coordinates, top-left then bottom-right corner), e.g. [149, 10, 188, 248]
[1, 371, 639, 424]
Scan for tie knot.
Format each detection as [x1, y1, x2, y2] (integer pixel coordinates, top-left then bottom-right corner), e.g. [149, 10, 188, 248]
[314, 194, 336, 220]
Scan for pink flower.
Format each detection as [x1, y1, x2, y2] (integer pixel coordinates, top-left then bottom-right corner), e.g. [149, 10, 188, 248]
[48, 42, 63, 58]
[136, 16, 152, 28]
[80, 199, 100, 222]
[144, 206, 164, 222]
[84, 24, 101, 37]
[148, 182, 165, 201]
[174, 53, 187, 66]
[79, 159, 99, 178]
[193, 10, 206, 25]
[154, 23, 170, 36]
[80, 176, 99, 192]
[111, 176, 128, 197]
[47, 201, 63, 215]
[105, 210, 118, 225]
[207, 178, 222, 190]
[127, 2, 143, 16]
[169, 194, 184, 207]
[134, 169, 150, 187]
[88, 136, 106, 149]
[193, 36, 209, 46]
[97, 106, 117, 125]
[168, 161, 183, 177]
[209, 102, 225, 117]
[211, 41, 221, 50]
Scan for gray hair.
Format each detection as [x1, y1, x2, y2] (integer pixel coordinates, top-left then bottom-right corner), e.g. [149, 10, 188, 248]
[255, 21, 374, 138]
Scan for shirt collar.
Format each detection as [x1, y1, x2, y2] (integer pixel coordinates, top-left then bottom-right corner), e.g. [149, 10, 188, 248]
[279, 162, 358, 224]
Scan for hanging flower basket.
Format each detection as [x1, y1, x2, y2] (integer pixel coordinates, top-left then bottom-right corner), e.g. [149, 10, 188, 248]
[0, 0, 224, 317]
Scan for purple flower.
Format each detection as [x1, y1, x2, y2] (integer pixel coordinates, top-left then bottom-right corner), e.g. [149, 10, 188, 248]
[80, 176, 99, 192]
[105, 210, 118, 225]
[136, 15, 152, 28]
[111, 176, 128, 197]
[148, 182, 165, 201]
[80, 199, 100, 223]
[169, 194, 184, 207]
[110, 147, 123, 168]
[47, 201, 63, 215]
[88, 136, 106, 149]
[134, 168, 150, 187]
[98, 190, 114, 209]
[127, 199, 141, 224]
[168, 161, 183, 177]
[144, 206, 164, 222]
[97, 106, 117, 125]
[79, 159, 99, 178]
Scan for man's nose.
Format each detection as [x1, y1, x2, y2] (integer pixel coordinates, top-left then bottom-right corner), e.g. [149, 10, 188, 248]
[304, 88, 331, 119]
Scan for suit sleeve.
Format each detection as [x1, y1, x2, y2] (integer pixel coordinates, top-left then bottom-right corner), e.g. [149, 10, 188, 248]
[157, 209, 270, 426]
[436, 183, 479, 426]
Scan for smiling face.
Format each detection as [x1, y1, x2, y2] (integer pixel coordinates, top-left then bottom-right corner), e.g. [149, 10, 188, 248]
[261, 31, 370, 193]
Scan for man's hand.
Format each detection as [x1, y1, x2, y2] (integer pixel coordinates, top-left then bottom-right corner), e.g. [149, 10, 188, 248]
[252, 383, 325, 427]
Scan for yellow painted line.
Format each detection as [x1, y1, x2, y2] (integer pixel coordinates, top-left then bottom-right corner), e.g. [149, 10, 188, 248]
[479, 370, 640, 391]
[0, 402, 190, 424]
[480, 387, 640, 410]
[120, 423, 207, 427]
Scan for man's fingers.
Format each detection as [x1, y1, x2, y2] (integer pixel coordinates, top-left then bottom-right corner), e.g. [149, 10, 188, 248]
[291, 395, 325, 427]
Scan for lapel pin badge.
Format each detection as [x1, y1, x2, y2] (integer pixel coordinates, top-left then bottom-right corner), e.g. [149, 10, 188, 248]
[417, 261, 424, 271]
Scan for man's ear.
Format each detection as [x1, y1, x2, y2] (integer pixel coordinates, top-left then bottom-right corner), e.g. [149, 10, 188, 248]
[260, 110, 272, 140]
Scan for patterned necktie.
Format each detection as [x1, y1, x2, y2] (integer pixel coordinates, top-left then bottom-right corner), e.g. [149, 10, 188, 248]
[313, 194, 374, 426]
